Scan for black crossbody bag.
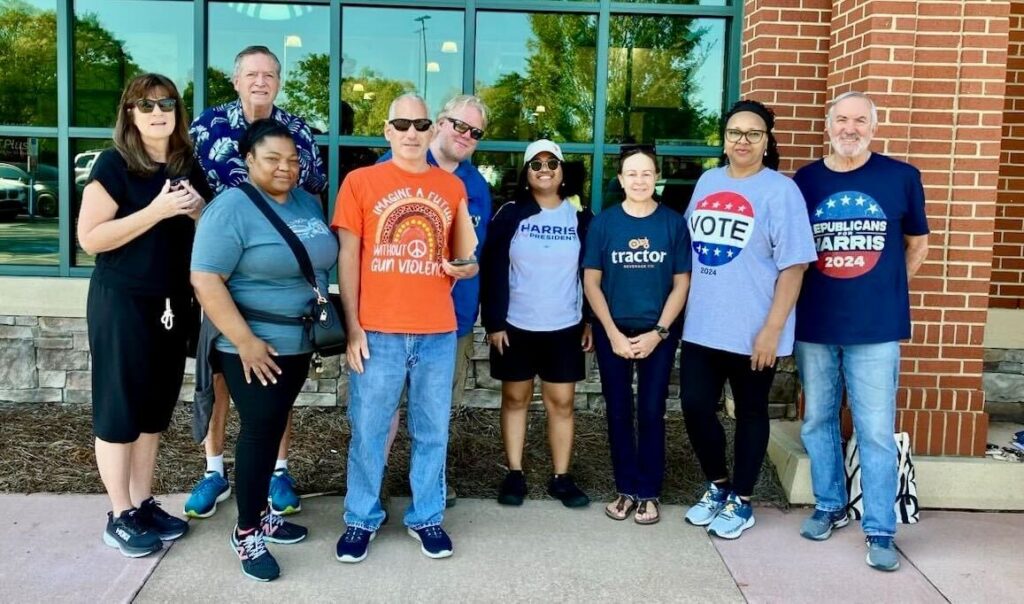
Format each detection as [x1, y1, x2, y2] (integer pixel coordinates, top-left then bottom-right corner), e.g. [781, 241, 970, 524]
[237, 182, 346, 362]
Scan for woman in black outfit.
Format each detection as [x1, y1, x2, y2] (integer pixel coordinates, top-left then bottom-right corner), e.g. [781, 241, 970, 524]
[78, 73, 210, 558]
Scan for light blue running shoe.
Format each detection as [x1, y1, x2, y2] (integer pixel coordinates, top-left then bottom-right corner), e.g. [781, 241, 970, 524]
[268, 468, 301, 516]
[684, 481, 729, 526]
[866, 536, 901, 571]
[184, 471, 231, 519]
[707, 493, 756, 539]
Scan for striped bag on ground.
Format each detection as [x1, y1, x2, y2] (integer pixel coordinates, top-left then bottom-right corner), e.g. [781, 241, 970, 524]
[843, 431, 920, 524]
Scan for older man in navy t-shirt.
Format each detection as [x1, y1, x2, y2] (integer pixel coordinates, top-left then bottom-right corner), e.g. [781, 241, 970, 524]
[792, 91, 929, 573]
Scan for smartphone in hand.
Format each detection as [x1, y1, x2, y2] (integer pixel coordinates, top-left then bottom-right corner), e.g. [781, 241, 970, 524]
[169, 177, 188, 191]
[448, 258, 478, 267]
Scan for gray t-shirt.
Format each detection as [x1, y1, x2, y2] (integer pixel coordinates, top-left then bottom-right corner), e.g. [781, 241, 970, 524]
[191, 184, 339, 354]
[683, 167, 817, 356]
[506, 200, 583, 331]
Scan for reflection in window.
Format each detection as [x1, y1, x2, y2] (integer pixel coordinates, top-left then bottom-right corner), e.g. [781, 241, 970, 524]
[73, 0, 194, 127]
[617, 0, 728, 5]
[0, 1, 58, 127]
[473, 151, 593, 215]
[207, 3, 331, 132]
[72, 139, 115, 267]
[341, 7, 463, 136]
[476, 13, 597, 143]
[0, 137, 60, 265]
[606, 16, 725, 145]
[599, 153, 715, 211]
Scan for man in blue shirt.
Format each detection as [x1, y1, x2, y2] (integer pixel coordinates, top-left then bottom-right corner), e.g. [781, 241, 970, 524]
[793, 91, 929, 572]
[378, 94, 492, 507]
[184, 45, 327, 521]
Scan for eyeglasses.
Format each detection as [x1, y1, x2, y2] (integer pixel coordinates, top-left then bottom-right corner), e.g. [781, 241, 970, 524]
[446, 117, 485, 140]
[130, 98, 177, 113]
[388, 118, 433, 132]
[724, 129, 767, 144]
[528, 158, 561, 172]
[620, 143, 657, 157]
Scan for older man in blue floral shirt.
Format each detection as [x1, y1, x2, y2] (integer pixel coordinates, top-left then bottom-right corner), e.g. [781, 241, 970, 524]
[183, 45, 325, 522]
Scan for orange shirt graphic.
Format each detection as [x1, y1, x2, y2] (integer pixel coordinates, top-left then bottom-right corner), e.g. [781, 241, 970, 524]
[332, 161, 468, 334]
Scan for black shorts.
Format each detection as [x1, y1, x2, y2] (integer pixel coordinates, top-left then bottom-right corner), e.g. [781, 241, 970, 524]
[88, 279, 189, 443]
[489, 323, 586, 383]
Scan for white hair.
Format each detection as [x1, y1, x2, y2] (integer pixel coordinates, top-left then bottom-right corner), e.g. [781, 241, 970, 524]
[232, 45, 281, 81]
[826, 91, 878, 129]
[388, 93, 429, 121]
[437, 94, 489, 127]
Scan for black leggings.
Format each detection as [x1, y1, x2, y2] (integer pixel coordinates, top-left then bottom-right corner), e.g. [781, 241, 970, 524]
[679, 341, 776, 497]
[219, 351, 312, 529]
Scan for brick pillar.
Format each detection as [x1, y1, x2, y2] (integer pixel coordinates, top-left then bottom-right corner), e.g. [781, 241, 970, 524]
[741, 0, 1012, 456]
[992, 0, 1024, 309]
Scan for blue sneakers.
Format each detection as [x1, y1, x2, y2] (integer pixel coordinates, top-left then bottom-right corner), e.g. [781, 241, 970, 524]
[268, 468, 301, 515]
[800, 508, 850, 541]
[231, 528, 279, 582]
[183, 471, 231, 519]
[408, 525, 454, 559]
[866, 536, 901, 571]
[684, 482, 729, 526]
[707, 494, 756, 539]
[335, 526, 376, 563]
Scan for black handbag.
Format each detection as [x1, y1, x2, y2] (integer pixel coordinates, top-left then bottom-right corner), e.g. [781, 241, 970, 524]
[238, 182, 346, 358]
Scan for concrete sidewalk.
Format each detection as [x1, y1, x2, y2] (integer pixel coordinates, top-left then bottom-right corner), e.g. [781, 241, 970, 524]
[1, 493, 1020, 603]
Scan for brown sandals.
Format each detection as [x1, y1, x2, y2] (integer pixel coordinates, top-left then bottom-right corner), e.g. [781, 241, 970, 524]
[604, 494, 638, 521]
[634, 499, 661, 525]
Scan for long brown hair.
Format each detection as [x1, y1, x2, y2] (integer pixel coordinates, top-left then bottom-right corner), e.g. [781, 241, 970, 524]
[113, 73, 194, 177]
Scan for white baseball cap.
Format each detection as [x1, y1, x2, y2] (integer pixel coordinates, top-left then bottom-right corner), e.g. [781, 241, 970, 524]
[523, 139, 564, 166]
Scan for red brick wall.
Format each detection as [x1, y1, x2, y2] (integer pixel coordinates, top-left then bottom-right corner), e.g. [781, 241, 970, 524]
[992, 0, 1024, 308]
[741, 0, 1012, 456]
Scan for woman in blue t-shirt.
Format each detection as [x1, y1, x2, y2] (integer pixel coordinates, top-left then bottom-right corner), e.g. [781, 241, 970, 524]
[680, 100, 817, 539]
[583, 145, 692, 524]
[191, 119, 339, 582]
[480, 139, 593, 509]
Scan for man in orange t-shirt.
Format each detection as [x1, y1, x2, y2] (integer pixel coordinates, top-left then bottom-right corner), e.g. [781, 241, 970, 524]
[331, 93, 477, 563]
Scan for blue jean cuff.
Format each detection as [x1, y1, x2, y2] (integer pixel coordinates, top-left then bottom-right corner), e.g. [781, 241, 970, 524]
[408, 521, 443, 531]
[865, 532, 896, 539]
[346, 521, 380, 532]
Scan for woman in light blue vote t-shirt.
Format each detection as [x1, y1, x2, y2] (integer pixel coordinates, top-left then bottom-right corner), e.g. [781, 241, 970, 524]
[680, 100, 817, 540]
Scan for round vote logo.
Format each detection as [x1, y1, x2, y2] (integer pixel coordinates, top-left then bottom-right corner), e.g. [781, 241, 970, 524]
[810, 190, 888, 279]
[688, 191, 756, 267]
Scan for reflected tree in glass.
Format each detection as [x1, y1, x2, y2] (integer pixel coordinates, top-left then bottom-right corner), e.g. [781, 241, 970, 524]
[72, 13, 143, 126]
[0, 2, 58, 126]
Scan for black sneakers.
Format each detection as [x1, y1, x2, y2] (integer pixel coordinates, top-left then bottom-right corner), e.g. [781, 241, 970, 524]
[497, 470, 527, 506]
[260, 509, 308, 544]
[103, 509, 163, 558]
[547, 474, 590, 508]
[232, 527, 280, 582]
[137, 497, 189, 541]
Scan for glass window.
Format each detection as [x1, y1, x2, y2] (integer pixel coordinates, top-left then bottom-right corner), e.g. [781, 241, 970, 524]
[71, 138, 115, 267]
[0, 1, 58, 127]
[605, 16, 725, 145]
[73, 0, 194, 127]
[617, 0, 728, 5]
[475, 12, 597, 143]
[341, 7, 463, 137]
[206, 2, 331, 132]
[599, 153, 715, 212]
[473, 151, 593, 215]
[0, 137, 60, 265]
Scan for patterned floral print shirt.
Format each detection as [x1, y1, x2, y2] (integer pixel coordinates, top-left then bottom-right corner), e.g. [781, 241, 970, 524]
[189, 99, 327, 196]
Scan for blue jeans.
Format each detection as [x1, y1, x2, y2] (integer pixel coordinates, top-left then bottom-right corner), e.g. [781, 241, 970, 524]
[593, 322, 679, 500]
[344, 331, 456, 531]
[795, 341, 899, 537]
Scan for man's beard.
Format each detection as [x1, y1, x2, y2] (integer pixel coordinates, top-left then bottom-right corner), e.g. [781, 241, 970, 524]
[829, 134, 870, 158]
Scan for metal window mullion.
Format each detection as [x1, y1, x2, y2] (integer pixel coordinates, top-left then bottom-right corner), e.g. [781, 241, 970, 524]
[57, 0, 73, 275]
[328, 0, 343, 287]
[194, 0, 208, 112]
[590, 0, 611, 213]
[462, 0, 476, 95]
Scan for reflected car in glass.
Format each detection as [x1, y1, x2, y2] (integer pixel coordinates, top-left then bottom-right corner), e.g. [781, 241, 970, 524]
[0, 163, 59, 217]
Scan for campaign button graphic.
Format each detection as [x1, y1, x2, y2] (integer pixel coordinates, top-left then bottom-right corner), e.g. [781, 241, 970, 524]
[688, 191, 756, 267]
[810, 191, 887, 279]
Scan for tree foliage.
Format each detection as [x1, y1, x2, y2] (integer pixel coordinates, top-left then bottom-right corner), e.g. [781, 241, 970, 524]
[0, 1, 59, 125]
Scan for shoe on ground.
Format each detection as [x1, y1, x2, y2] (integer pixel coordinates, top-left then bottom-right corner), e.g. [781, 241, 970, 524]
[866, 535, 901, 571]
[183, 471, 231, 519]
[446, 484, 457, 508]
[232, 527, 280, 582]
[707, 494, 756, 540]
[260, 509, 307, 544]
[497, 470, 527, 506]
[268, 468, 301, 515]
[407, 525, 454, 559]
[185, 472, 233, 520]
[684, 481, 729, 526]
[800, 508, 850, 541]
[137, 497, 189, 541]
[103, 509, 163, 558]
[335, 526, 376, 563]
[547, 474, 590, 508]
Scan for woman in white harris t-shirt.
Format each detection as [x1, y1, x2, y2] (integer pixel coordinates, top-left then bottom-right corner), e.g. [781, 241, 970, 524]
[480, 139, 594, 509]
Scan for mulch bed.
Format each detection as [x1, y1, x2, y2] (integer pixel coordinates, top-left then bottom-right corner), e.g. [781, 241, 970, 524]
[0, 404, 789, 507]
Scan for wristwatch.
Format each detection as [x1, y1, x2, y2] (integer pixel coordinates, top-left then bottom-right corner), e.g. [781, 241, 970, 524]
[654, 324, 670, 340]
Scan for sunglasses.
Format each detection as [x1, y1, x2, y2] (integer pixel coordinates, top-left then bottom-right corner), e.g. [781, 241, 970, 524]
[446, 117, 485, 140]
[724, 129, 766, 144]
[389, 118, 432, 132]
[130, 98, 177, 113]
[528, 158, 561, 172]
